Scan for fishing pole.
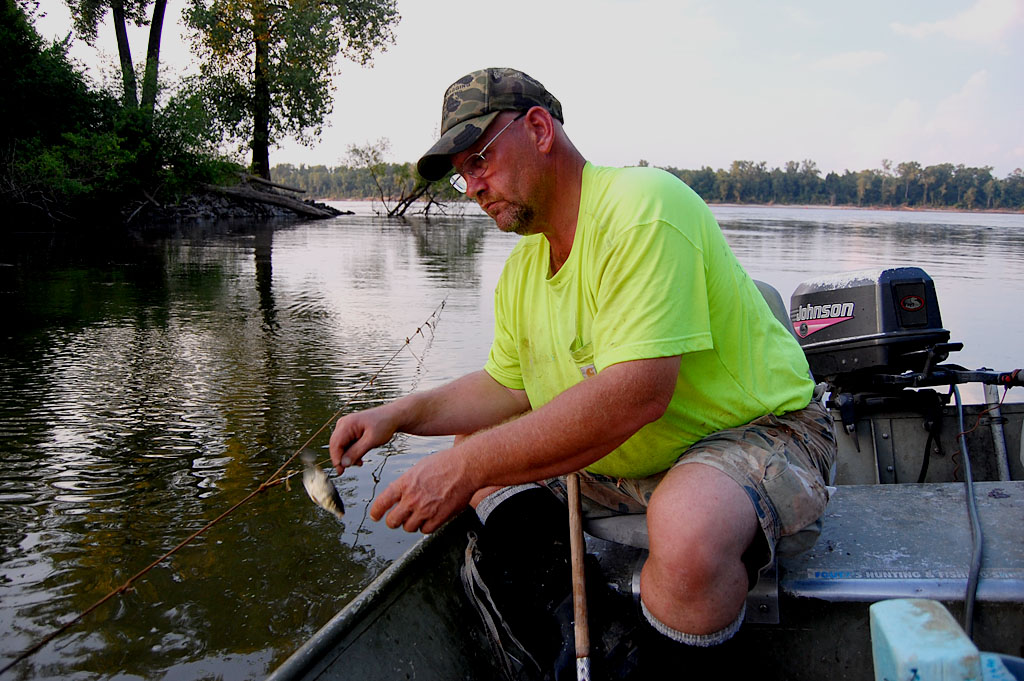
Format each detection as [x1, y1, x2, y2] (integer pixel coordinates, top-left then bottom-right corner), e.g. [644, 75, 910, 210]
[0, 298, 448, 677]
[567, 472, 591, 681]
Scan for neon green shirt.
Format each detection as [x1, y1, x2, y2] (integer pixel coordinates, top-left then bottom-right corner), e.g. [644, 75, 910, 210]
[484, 163, 813, 478]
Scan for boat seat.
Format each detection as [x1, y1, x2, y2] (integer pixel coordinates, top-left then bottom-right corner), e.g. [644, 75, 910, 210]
[753, 279, 797, 339]
[778, 481, 1024, 604]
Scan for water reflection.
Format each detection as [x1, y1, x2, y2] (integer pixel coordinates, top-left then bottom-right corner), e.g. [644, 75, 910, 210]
[0, 205, 1021, 679]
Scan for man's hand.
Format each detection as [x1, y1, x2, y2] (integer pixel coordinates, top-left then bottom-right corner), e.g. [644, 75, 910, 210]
[329, 406, 399, 474]
[369, 449, 476, 533]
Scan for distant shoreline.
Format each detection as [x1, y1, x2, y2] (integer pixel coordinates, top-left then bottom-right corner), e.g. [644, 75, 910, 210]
[320, 197, 1023, 216]
[705, 202, 1023, 215]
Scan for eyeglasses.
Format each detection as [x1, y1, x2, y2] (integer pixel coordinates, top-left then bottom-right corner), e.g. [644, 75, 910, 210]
[449, 112, 525, 193]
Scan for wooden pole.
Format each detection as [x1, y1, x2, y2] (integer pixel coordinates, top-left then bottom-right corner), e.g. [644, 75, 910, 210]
[567, 472, 591, 681]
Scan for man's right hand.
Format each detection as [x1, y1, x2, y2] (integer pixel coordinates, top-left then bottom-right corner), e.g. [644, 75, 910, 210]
[327, 370, 531, 477]
[329, 405, 399, 474]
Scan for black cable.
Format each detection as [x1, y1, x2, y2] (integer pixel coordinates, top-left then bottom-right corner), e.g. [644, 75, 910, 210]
[953, 385, 983, 640]
[916, 429, 934, 484]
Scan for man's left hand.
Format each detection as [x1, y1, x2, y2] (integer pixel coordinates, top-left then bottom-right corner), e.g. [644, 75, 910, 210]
[370, 449, 476, 533]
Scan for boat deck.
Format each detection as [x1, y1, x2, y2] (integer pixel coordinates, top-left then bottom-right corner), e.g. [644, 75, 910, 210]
[784, 481, 1024, 604]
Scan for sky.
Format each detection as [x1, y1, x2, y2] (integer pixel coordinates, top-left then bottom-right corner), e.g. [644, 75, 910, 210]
[35, 0, 1024, 178]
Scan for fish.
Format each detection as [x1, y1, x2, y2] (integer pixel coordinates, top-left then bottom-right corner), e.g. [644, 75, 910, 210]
[301, 451, 345, 519]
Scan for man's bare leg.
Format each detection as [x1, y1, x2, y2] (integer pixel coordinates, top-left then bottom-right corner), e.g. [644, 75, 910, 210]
[640, 462, 759, 638]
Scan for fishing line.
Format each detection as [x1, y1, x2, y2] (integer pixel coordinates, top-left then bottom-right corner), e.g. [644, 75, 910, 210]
[1, 298, 448, 677]
[352, 310, 444, 546]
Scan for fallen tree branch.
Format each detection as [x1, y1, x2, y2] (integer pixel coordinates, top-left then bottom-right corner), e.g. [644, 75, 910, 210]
[202, 183, 337, 218]
[240, 173, 306, 194]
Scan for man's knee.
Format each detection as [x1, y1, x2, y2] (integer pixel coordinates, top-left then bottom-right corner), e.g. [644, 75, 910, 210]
[641, 463, 759, 630]
[646, 463, 759, 561]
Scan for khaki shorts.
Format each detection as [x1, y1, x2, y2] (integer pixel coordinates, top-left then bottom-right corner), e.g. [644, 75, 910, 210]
[543, 399, 837, 567]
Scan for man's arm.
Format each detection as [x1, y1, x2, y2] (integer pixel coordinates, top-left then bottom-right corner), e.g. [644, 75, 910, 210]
[370, 354, 681, 533]
[329, 369, 530, 473]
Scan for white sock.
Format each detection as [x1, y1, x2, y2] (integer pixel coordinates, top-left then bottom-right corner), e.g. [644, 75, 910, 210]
[640, 599, 746, 647]
[474, 484, 540, 524]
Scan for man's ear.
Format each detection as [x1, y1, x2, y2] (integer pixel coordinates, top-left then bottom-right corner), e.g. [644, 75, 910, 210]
[522, 106, 555, 154]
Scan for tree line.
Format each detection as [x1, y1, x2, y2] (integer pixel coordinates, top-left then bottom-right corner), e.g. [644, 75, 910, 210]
[660, 159, 1023, 211]
[272, 160, 458, 203]
[272, 157, 1024, 211]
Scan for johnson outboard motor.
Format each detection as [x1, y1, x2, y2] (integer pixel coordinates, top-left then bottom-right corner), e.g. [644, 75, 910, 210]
[789, 267, 1021, 458]
[790, 267, 956, 390]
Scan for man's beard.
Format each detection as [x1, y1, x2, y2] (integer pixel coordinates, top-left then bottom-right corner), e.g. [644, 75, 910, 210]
[496, 202, 536, 236]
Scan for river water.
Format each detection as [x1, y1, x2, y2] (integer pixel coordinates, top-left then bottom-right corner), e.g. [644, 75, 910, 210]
[1, 202, 1022, 679]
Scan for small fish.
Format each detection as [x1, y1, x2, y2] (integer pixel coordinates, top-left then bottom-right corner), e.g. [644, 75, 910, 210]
[301, 452, 345, 519]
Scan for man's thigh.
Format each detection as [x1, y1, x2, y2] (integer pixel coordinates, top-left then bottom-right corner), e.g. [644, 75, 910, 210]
[669, 400, 837, 567]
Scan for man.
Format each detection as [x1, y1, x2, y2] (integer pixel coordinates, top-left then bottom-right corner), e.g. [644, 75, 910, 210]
[330, 67, 836, 671]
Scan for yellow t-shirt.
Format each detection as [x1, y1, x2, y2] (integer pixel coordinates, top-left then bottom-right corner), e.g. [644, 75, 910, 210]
[484, 163, 813, 478]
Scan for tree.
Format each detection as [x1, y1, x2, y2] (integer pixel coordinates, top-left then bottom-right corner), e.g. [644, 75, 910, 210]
[855, 171, 872, 206]
[920, 167, 936, 206]
[897, 161, 921, 204]
[798, 159, 823, 204]
[63, 0, 166, 115]
[347, 138, 449, 217]
[879, 159, 895, 206]
[185, 0, 399, 179]
[824, 171, 840, 205]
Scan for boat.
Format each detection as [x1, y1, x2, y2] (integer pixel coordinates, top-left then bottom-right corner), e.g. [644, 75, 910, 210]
[267, 267, 1024, 681]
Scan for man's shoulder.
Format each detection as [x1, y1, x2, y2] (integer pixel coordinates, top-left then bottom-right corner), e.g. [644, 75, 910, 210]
[582, 163, 712, 231]
[587, 163, 684, 193]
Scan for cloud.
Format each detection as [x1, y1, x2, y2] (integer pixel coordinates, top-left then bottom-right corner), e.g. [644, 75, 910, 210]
[840, 69, 1018, 173]
[925, 70, 991, 136]
[890, 0, 1024, 47]
[781, 4, 820, 29]
[810, 50, 888, 73]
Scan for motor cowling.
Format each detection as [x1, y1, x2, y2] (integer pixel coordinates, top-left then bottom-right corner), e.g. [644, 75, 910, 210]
[790, 267, 952, 388]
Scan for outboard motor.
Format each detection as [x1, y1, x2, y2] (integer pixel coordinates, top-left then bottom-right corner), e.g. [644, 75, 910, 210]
[789, 267, 1021, 465]
[790, 267, 956, 391]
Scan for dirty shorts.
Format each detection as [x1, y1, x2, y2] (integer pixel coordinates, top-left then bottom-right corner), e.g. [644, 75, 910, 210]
[543, 399, 838, 567]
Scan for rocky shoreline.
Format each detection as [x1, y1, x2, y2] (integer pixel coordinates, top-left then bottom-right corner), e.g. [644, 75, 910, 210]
[131, 176, 353, 224]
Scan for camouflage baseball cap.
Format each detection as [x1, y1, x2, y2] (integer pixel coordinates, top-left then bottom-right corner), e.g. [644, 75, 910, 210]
[417, 68, 564, 181]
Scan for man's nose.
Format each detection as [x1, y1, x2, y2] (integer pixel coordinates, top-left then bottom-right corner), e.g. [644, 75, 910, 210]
[465, 173, 486, 200]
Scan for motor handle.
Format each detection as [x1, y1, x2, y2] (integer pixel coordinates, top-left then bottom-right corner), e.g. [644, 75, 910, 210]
[993, 369, 1023, 387]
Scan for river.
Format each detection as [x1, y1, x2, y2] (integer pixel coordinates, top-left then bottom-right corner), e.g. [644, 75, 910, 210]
[1, 202, 1022, 679]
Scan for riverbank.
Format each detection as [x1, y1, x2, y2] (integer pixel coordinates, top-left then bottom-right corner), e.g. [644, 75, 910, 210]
[135, 178, 354, 224]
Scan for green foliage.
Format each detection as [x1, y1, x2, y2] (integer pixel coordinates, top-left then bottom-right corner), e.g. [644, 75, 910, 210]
[152, 81, 241, 193]
[1, 2, 114, 144]
[63, 0, 150, 44]
[184, 0, 399, 173]
[0, 2, 242, 225]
